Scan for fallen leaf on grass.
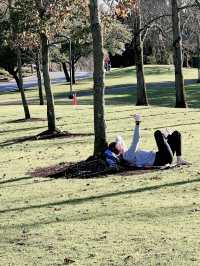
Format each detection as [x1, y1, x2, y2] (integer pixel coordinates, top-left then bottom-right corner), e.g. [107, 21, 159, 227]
[64, 257, 75, 264]
[88, 254, 95, 258]
[16, 241, 25, 246]
[149, 175, 162, 180]
[124, 255, 134, 265]
[54, 207, 62, 211]
[97, 235, 107, 241]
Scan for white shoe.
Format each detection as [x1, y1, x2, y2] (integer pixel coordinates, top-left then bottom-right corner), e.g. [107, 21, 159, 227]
[134, 114, 141, 122]
[176, 159, 191, 165]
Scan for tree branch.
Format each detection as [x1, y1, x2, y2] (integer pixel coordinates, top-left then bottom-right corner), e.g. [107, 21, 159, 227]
[0, 7, 8, 20]
[74, 55, 81, 64]
[139, 13, 171, 34]
[195, 0, 200, 8]
[142, 23, 166, 42]
[178, 3, 198, 11]
[181, 15, 192, 33]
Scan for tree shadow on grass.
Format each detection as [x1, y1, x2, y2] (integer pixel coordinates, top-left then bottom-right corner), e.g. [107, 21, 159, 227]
[0, 132, 93, 147]
[29, 159, 159, 179]
[52, 80, 200, 108]
[0, 135, 36, 147]
[0, 125, 46, 135]
[1, 178, 54, 189]
[0, 98, 40, 106]
[106, 110, 200, 123]
[0, 176, 34, 185]
[104, 81, 199, 108]
[106, 66, 173, 80]
[1, 79, 199, 108]
[6, 118, 46, 124]
[1, 200, 195, 231]
[5, 109, 194, 135]
[0, 176, 199, 214]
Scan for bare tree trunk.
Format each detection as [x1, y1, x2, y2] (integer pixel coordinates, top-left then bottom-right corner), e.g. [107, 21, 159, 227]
[89, 0, 107, 156]
[16, 48, 31, 119]
[30, 64, 34, 74]
[172, 0, 187, 108]
[41, 33, 56, 131]
[8, 0, 31, 119]
[12, 70, 20, 88]
[133, 0, 148, 106]
[35, 51, 44, 105]
[62, 62, 70, 82]
[185, 52, 189, 68]
[197, 34, 200, 83]
[35, 0, 57, 132]
[72, 58, 76, 84]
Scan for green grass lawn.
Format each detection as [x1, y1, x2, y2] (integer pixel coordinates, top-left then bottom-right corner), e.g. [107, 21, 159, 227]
[0, 65, 200, 266]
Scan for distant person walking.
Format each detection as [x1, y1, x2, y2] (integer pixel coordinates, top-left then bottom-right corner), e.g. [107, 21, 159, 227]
[104, 56, 111, 71]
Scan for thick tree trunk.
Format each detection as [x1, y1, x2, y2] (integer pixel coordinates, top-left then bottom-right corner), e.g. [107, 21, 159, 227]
[133, 0, 148, 106]
[89, 0, 107, 156]
[16, 48, 31, 119]
[40, 33, 56, 131]
[172, 0, 187, 108]
[35, 51, 44, 105]
[62, 62, 70, 82]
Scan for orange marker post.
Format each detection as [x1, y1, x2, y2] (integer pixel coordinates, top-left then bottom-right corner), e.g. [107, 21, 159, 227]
[72, 93, 78, 105]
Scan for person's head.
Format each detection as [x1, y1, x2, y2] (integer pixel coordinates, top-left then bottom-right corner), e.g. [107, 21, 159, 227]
[108, 142, 120, 155]
[108, 138, 126, 155]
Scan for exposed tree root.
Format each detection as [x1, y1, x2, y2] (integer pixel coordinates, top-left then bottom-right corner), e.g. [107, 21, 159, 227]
[0, 131, 93, 147]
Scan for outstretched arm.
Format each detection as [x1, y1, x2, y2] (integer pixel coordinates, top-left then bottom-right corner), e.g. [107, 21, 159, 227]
[128, 114, 141, 153]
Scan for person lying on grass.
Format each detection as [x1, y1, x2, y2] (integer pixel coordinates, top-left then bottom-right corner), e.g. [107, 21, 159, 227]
[105, 114, 190, 169]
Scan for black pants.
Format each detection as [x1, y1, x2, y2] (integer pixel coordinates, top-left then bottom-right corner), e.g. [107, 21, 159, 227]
[153, 130, 182, 166]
